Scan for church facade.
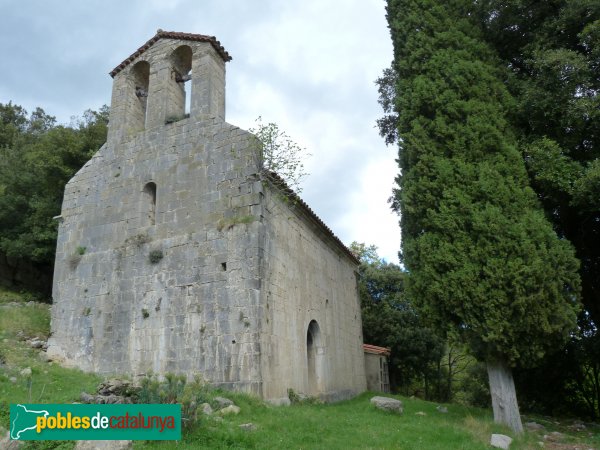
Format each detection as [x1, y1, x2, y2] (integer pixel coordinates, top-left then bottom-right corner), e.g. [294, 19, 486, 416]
[48, 31, 366, 403]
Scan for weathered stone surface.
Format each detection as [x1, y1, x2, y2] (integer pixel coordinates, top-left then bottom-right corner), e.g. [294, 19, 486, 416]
[525, 421, 545, 431]
[490, 434, 512, 449]
[80, 392, 95, 403]
[239, 423, 256, 431]
[543, 431, 565, 442]
[47, 32, 367, 404]
[214, 396, 234, 408]
[75, 440, 132, 450]
[370, 396, 403, 414]
[201, 403, 213, 415]
[80, 391, 130, 404]
[29, 338, 45, 349]
[436, 405, 448, 413]
[218, 405, 240, 415]
[0, 430, 24, 449]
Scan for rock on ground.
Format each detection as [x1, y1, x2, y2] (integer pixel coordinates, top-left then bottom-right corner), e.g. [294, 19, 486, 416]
[239, 423, 257, 431]
[525, 421, 545, 431]
[201, 403, 213, 415]
[491, 433, 513, 449]
[370, 396, 403, 414]
[0, 430, 24, 449]
[75, 440, 132, 449]
[218, 405, 240, 415]
[214, 396, 234, 408]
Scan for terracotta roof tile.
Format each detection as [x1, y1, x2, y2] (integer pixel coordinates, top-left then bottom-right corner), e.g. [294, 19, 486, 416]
[263, 170, 360, 266]
[363, 344, 391, 356]
[110, 29, 232, 78]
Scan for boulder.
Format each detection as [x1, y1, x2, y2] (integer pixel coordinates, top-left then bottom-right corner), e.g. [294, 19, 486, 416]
[490, 434, 513, 449]
[436, 405, 448, 413]
[214, 396, 234, 408]
[525, 421, 545, 431]
[543, 431, 565, 442]
[29, 338, 45, 349]
[370, 396, 403, 414]
[201, 403, 213, 415]
[218, 405, 240, 416]
[80, 392, 95, 403]
[97, 379, 134, 396]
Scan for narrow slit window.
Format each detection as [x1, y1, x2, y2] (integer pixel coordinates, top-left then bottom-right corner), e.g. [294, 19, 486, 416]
[143, 182, 157, 226]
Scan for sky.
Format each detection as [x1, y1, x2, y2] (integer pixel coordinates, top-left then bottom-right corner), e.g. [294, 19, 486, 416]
[0, 0, 400, 263]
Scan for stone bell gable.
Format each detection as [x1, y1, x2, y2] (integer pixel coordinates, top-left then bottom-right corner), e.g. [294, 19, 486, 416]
[107, 30, 230, 144]
[48, 31, 366, 404]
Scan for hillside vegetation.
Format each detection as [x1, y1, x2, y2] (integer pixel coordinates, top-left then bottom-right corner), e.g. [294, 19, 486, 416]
[0, 287, 598, 449]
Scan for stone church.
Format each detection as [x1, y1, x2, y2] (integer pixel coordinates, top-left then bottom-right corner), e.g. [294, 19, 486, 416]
[48, 30, 367, 403]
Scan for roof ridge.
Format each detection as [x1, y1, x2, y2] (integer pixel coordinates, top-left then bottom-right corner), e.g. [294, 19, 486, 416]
[109, 30, 231, 78]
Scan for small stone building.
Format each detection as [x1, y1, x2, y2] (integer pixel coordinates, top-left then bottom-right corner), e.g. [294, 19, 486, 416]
[363, 344, 391, 393]
[48, 31, 367, 403]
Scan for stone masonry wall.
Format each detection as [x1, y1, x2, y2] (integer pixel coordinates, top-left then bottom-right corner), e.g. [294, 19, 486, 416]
[259, 186, 367, 403]
[49, 33, 367, 401]
[48, 114, 265, 395]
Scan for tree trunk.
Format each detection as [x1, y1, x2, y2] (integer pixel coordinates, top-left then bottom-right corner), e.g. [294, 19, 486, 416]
[487, 360, 523, 433]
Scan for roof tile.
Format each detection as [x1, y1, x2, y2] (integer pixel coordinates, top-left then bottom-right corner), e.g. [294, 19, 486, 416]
[110, 30, 231, 78]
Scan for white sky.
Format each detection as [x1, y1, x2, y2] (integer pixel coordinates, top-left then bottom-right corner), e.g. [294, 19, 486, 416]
[0, 0, 400, 263]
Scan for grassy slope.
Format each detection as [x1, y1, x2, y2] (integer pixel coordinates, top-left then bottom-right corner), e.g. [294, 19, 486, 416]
[0, 286, 598, 450]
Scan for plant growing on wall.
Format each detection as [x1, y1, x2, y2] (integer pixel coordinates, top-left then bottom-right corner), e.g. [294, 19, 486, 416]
[148, 250, 163, 264]
[249, 117, 311, 194]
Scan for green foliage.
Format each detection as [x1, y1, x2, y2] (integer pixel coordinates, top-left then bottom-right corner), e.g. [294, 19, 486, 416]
[0, 103, 108, 268]
[351, 242, 446, 398]
[385, 0, 581, 370]
[135, 373, 211, 430]
[148, 249, 163, 264]
[1, 286, 597, 448]
[76, 246, 86, 255]
[0, 296, 101, 432]
[249, 117, 310, 194]
[465, 0, 600, 419]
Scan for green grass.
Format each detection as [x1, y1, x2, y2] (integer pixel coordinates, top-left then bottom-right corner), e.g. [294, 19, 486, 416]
[0, 286, 598, 449]
[0, 290, 101, 448]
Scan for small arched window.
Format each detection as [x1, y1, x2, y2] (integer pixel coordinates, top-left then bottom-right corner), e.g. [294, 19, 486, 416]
[143, 182, 157, 226]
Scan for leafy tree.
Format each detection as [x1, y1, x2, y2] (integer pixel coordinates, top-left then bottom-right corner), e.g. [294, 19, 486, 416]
[249, 117, 310, 194]
[351, 242, 445, 397]
[0, 103, 108, 275]
[384, 0, 581, 432]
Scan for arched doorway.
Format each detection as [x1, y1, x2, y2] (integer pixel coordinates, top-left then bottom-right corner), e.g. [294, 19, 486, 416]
[306, 320, 323, 396]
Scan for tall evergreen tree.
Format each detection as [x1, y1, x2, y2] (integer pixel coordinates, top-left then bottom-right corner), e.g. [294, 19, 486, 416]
[472, 0, 600, 419]
[385, 0, 581, 432]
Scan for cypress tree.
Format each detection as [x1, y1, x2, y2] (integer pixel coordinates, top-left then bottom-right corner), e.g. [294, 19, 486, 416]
[386, 0, 581, 432]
